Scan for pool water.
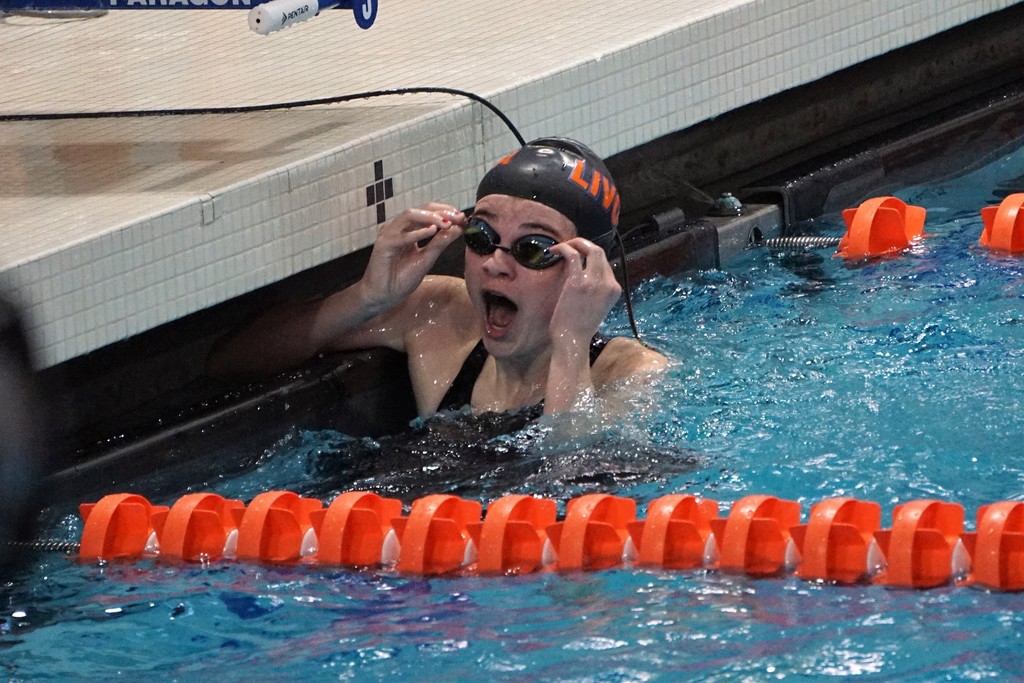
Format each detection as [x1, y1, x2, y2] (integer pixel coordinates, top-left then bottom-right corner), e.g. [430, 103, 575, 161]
[5, 142, 1024, 680]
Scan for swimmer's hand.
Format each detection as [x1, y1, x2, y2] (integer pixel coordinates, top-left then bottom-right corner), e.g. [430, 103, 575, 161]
[543, 238, 622, 414]
[547, 238, 621, 347]
[355, 203, 465, 315]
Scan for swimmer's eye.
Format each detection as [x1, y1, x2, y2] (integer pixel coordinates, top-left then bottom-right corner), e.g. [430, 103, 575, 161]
[508, 234, 561, 269]
[462, 218, 562, 270]
[462, 217, 501, 255]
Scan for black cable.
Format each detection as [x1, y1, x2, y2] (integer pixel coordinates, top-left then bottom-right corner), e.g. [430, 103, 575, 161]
[615, 231, 642, 341]
[4, 87, 652, 342]
[0, 86, 528, 146]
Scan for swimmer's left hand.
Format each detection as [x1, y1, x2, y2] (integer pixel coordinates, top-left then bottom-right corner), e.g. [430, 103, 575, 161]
[547, 238, 621, 346]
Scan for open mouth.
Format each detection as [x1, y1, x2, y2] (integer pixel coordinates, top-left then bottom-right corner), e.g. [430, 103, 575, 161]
[483, 291, 518, 336]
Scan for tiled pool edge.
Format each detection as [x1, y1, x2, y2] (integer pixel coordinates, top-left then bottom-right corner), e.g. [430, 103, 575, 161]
[2, 0, 1017, 370]
[17, 3, 1024, 469]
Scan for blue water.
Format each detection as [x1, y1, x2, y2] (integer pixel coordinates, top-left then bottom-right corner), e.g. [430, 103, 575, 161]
[5, 143, 1024, 680]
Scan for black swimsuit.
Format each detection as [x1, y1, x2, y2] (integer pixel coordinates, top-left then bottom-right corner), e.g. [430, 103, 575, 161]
[436, 334, 609, 412]
[307, 333, 699, 502]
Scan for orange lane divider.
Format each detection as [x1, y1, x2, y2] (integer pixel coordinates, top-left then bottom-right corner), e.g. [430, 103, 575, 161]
[979, 193, 1024, 253]
[391, 494, 481, 575]
[236, 491, 323, 563]
[790, 497, 882, 584]
[469, 494, 557, 575]
[161, 493, 245, 562]
[708, 495, 801, 576]
[545, 494, 636, 571]
[836, 196, 927, 260]
[309, 491, 403, 567]
[962, 501, 1024, 591]
[627, 494, 718, 570]
[76, 491, 1024, 591]
[79, 493, 169, 561]
[763, 194, 1024, 260]
[872, 499, 967, 589]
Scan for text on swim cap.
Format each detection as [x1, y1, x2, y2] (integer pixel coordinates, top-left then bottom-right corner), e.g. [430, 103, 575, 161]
[489, 147, 622, 231]
[568, 160, 620, 228]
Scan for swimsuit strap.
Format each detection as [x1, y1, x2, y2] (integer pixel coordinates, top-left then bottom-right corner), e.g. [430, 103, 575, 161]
[589, 332, 609, 365]
[436, 334, 610, 412]
[437, 340, 489, 412]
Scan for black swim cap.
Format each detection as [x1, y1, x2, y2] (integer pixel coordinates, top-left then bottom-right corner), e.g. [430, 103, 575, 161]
[475, 137, 621, 253]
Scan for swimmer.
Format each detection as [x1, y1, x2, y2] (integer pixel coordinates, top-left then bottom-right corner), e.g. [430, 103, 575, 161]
[207, 138, 667, 416]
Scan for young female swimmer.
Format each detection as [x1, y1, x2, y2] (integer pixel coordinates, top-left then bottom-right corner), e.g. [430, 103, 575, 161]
[207, 138, 667, 416]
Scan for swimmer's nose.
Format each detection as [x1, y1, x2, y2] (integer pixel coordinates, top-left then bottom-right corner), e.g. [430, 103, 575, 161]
[480, 245, 515, 277]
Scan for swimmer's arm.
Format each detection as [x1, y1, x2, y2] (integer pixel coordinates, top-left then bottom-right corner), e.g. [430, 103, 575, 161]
[544, 338, 598, 415]
[205, 275, 465, 379]
[206, 204, 464, 379]
[544, 337, 668, 415]
[544, 237, 666, 414]
[540, 340, 669, 449]
[203, 283, 398, 379]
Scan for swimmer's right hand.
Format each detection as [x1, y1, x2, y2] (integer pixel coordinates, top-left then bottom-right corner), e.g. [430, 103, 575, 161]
[356, 203, 465, 314]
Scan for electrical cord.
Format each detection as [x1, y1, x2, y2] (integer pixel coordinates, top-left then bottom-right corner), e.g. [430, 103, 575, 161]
[0, 86, 526, 146]
[2, 86, 654, 338]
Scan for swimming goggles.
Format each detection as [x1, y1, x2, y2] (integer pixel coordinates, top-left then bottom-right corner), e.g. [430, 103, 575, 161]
[462, 217, 563, 269]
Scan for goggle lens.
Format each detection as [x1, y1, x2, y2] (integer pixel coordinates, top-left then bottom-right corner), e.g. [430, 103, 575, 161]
[462, 219, 498, 254]
[463, 218, 562, 269]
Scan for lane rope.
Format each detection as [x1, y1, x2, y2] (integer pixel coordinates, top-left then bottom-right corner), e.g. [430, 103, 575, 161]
[70, 490, 1024, 591]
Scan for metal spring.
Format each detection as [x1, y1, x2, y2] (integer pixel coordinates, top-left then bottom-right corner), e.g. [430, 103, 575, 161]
[759, 235, 842, 250]
[6, 539, 80, 553]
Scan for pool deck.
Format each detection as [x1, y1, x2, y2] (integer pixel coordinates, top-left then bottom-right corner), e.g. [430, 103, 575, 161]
[0, 0, 1017, 369]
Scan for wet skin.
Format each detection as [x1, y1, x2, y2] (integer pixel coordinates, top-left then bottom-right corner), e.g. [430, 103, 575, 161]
[207, 196, 667, 416]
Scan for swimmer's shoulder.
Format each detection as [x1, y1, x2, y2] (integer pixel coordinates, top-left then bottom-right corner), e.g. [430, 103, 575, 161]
[402, 275, 477, 345]
[411, 275, 475, 324]
[417, 274, 471, 304]
[592, 336, 670, 386]
[403, 276, 479, 413]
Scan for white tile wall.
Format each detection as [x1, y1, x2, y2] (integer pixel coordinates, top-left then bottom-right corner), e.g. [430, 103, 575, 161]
[0, 0, 1016, 366]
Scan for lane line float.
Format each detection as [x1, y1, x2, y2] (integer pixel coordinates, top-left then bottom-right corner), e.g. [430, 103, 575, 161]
[979, 193, 1024, 253]
[75, 491, 1024, 591]
[836, 196, 927, 260]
